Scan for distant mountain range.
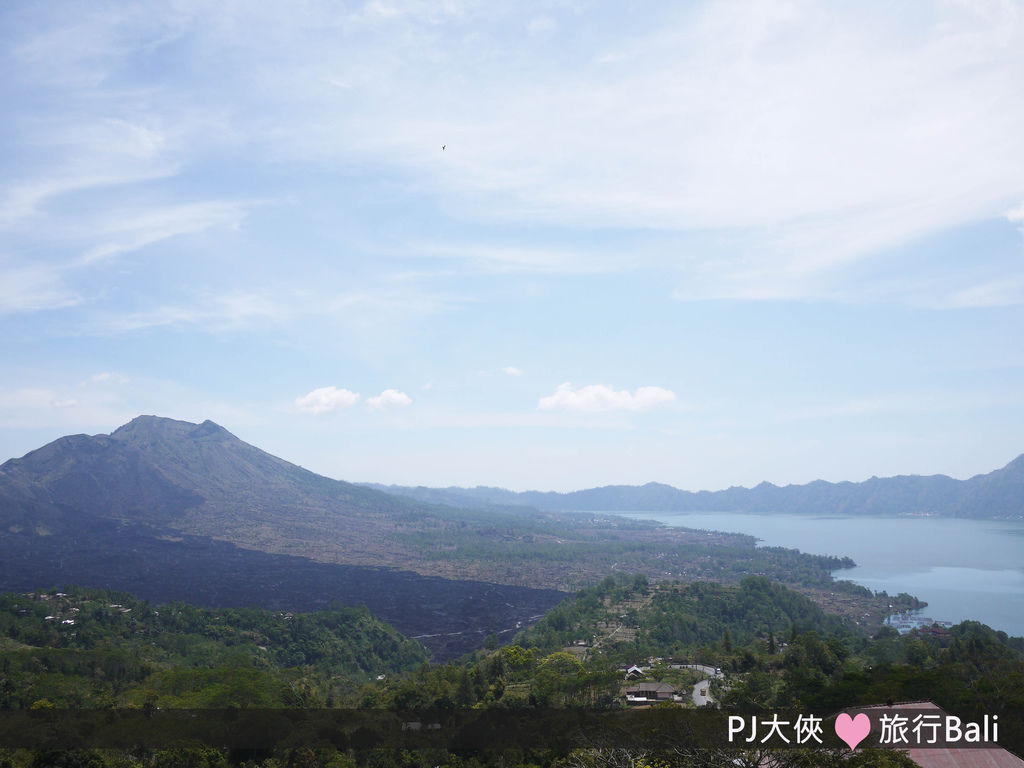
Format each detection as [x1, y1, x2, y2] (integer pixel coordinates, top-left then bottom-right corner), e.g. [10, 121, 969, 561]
[366, 454, 1024, 518]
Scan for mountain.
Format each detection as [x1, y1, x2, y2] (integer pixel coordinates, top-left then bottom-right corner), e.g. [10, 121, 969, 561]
[1, 415, 411, 543]
[367, 454, 1024, 518]
[0, 416, 566, 659]
[0, 416, 926, 655]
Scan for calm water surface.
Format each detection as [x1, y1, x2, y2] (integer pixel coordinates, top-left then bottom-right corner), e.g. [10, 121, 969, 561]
[610, 511, 1024, 638]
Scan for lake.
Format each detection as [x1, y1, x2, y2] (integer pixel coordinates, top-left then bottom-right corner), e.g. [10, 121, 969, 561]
[610, 511, 1024, 638]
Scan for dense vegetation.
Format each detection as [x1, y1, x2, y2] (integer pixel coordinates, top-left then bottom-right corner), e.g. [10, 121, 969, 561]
[0, 587, 426, 710]
[515, 575, 856, 659]
[0, 577, 1020, 767]
[351, 575, 1023, 764]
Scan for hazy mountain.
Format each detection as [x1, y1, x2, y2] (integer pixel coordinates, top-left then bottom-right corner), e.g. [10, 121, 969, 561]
[367, 454, 1024, 518]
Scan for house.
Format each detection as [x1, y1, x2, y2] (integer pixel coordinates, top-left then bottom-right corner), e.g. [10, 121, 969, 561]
[624, 682, 678, 705]
[861, 701, 1024, 768]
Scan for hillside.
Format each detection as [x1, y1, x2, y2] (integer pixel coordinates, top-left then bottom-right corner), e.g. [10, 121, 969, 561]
[512, 573, 858, 661]
[0, 416, 414, 555]
[368, 453, 1024, 518]
[0, 415, 917, 655]
[362, 572, 1024, 750]
[0, 416, 875, 589]
[0, 585, 427, 709]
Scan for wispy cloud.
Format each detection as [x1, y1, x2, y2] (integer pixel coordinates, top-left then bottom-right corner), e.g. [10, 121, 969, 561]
[0, 168, 178, 230]
[411, 242, 618, 275]
[82, 372, 131, 386]
[78, 200, 253, 265]
[329, 289, 469, 316]
[0, 386, 131, 431]
[213, 0, 1023, 300]
[537, 383, 677, 413]
[102, 292, 282, 333]
[0, 388, 78, 411]
[0, 261, 80, 314]
[527, 16, 556, 38]
[7, 1, 1024, 308]
[502, 366, 524, 376]
[945, 277, 1024, 309]
[774, 388, 1024, 423]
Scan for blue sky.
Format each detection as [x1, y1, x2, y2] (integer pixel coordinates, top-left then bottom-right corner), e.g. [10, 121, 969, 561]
[2, 0, 1024, 491]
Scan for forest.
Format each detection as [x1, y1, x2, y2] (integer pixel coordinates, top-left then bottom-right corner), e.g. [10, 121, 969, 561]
[1, 577, 1021, 767]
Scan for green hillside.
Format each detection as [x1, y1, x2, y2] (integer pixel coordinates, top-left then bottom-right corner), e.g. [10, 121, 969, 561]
[1, 579, 1021, 766]
[517, 574, 857, 657]
[0, 587, 426, 709]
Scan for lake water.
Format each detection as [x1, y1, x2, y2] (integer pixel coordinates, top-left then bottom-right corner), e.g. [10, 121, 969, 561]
[610, 511, 1024, 638]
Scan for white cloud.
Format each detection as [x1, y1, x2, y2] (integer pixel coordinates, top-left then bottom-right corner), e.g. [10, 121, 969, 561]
[367, 389, 412, 410]
[85, 372, 130, 385]
[537, 383, 677, 413]
[5, 0, 1024, 313]
[1008, 201, 1024, 224]
[503, 366, 524, 376]
[211, 0, 1023, 300]
[294, 386, 360, 414]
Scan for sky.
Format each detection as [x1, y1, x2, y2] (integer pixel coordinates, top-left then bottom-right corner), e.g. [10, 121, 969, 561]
[2, 0, 1024, 492]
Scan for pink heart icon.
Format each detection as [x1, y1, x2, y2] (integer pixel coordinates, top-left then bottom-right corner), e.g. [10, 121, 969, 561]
[835, 713, 871, 750]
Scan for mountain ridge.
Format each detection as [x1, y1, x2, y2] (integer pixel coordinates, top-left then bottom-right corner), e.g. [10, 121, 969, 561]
[365, 453, 1024, 518]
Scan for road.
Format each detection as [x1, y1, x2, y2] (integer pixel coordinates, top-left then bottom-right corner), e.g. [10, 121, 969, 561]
[692, 679, 713, 706]
[670, 663, 720, 677]
[678, 665, 722, 707]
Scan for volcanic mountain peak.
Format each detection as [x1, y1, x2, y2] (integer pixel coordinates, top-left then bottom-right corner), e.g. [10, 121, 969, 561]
[0, 415, 417, 541]
[112, 414, 233, 442]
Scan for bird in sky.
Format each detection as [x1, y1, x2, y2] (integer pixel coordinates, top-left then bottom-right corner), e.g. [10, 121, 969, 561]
[442, 145, 445, 151]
